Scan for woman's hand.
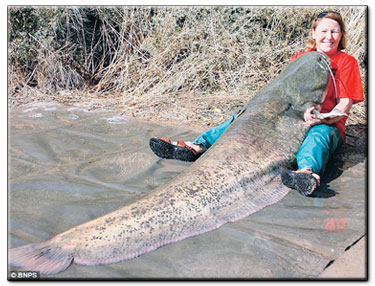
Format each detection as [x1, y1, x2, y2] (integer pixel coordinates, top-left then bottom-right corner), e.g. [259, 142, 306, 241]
[304, 107, 325, 126]
[303, 98, 353, 127]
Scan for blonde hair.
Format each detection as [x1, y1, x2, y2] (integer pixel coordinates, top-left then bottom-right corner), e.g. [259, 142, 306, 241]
[306, 11, 347, 51]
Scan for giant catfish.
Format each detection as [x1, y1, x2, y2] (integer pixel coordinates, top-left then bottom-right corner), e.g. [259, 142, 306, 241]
[8, 52, 331, 275]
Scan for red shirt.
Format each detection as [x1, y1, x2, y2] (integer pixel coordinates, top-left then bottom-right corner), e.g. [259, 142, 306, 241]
[290, 50, 364, 141]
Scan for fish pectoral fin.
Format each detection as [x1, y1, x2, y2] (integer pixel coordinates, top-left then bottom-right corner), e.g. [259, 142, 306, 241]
[8, 239, 74, 275]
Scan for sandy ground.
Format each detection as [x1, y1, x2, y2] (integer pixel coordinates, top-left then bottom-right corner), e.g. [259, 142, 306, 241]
[318, 236, 367, 279]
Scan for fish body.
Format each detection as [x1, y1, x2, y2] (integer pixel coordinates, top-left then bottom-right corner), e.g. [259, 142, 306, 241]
[9, 52, 331, 275]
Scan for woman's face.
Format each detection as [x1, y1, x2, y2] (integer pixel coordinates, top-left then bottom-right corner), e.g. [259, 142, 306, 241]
[312, 18, 342, 56]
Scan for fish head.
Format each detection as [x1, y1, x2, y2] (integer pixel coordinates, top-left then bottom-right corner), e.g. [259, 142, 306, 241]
[286, 51, 331, 114]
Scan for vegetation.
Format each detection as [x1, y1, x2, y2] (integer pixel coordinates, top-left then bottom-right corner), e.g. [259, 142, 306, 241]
[8, 6, 367, 127]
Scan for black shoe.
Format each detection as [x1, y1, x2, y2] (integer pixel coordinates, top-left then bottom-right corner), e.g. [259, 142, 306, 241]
[149, 137, 202, 162]
[281, 170, 317, 196]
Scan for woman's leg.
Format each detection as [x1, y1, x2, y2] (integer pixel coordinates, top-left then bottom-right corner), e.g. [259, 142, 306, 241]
[296, 124, 343, 175]
[282, 124, 342, 196]
[192, 114, 237, 149]
[149, 114, 237, 161]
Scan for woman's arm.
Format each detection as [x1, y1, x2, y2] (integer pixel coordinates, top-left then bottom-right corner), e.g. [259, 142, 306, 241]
[304, 98, 353, 126]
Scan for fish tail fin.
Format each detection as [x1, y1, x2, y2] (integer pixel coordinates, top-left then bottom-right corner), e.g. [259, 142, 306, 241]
[8, 238, 74, 275]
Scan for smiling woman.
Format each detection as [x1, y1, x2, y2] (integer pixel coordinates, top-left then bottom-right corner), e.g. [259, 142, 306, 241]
[306, 11, 347, 55]
[313, 18, 342, 56]
[280, 11, 363, 195]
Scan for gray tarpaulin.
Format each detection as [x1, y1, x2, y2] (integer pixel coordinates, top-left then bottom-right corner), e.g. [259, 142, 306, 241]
[8, 101, 366, 279]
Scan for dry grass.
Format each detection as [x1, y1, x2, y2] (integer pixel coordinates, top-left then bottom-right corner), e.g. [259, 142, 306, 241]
[8, 6, 367, 128]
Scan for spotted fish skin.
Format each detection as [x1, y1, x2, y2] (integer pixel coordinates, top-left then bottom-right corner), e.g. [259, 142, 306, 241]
[8, 52, 330, 275]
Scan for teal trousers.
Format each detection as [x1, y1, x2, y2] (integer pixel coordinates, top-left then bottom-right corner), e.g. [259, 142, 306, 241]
[296, 124, 342, 175]
[192, 114, 237, 149]
[192, 116, 342, 175]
